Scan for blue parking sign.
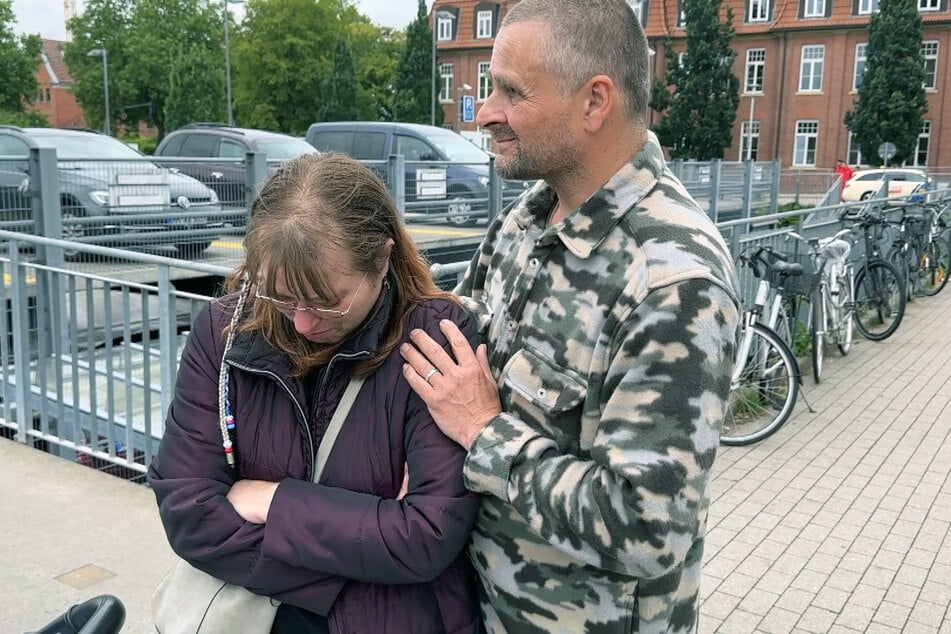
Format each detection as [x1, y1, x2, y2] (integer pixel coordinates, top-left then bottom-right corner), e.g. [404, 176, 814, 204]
[461, 95, 475, 123]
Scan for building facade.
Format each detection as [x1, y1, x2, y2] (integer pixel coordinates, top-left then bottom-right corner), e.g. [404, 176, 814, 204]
[433, 0, 951, 170]
[32, 39, 85, 129]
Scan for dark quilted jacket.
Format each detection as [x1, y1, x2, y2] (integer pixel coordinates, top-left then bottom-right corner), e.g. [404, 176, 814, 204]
[148, 286, 482, 633]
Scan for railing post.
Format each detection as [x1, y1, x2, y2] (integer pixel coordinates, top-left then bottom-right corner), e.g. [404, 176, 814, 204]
[387, 154, 406, 223]
[9, 245, 31, 443]
[31, 147, 64, 267]
[488, 156, 503, 224]
[158, 267, 177, 422]
[244, 151, 267, 223]
[742, 159, 754, 219]
[709, 159, 721, 222]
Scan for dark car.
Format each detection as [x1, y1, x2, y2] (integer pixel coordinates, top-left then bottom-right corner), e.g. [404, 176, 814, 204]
[154, 124, 318, 210]
[0, 126, 223, 257]
[305, 121, 532, 226]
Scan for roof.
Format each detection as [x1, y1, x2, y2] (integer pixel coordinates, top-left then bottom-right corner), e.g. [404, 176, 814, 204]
[40, 39, 74, 85]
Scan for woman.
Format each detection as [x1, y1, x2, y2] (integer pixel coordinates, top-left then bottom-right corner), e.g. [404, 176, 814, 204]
[147, 153, 482, 633]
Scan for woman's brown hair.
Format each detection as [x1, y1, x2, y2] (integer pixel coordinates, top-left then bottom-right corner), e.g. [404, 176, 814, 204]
[224, 152, 456, 377]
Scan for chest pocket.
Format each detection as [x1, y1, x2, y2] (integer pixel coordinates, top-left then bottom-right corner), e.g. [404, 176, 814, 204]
[501, 347, 586, 452]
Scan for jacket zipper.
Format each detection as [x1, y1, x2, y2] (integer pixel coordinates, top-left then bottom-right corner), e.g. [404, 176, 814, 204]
[227, 350, 371, 482]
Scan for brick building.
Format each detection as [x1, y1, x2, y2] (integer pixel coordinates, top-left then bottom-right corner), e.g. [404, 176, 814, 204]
[432, 0, 951, 170]
[32, 39, 85, 129]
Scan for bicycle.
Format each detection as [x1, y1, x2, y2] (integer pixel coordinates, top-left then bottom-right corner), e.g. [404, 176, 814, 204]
[787, 229, 854, 383]
[844, 208, 906, 341]
[722, 246, 801, 446]
[908, 201, 950, 297]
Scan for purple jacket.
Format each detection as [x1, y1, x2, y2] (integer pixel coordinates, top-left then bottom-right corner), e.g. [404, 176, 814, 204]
[148, 287, 482, 633]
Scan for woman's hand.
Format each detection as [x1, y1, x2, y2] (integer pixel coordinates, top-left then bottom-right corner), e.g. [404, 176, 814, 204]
[227, 479, 279, 524]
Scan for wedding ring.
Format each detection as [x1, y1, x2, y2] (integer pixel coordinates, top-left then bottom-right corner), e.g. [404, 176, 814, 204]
[424, 368, 439, 384]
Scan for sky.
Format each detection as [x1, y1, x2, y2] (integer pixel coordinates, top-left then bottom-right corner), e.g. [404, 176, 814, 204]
[10, 0, 433, 40]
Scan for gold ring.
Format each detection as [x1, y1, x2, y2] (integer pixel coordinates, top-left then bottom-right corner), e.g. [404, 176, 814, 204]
[424, 368, 439, 384]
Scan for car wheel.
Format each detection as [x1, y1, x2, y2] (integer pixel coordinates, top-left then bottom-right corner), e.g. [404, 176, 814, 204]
[860, 191, 874, 201]
[447, 196, 475, 226]
[175, 240, 212, 258]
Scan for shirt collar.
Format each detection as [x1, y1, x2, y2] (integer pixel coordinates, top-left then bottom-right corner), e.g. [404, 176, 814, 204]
[513, 132, 665, 259]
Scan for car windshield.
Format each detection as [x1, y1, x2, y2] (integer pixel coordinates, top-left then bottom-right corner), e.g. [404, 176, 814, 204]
[256, 138, 318, 160]
[426, 130, 490, 163]
[32, 133, 146, 160]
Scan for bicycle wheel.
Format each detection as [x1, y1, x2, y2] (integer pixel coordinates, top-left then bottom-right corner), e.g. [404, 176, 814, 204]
[811, 289, 825, 383]
[916, 234, 950, 296]
[722, 323, 799, 446]
[853, 259, 905, 341]
[888, 247, 914, 304]
[832, 273, 853, 355]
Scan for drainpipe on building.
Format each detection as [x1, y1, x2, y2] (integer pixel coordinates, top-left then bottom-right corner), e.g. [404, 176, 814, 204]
[774, 32, 788, 163]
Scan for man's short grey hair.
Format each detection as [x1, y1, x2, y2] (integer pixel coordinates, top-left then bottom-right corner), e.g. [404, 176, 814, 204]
[502, 0, 650, 123]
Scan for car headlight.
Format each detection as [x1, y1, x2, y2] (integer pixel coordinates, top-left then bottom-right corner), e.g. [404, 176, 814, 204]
[209, 190, 219, 205]
[89, 190, 109, 206]
[479, 176, 490, 187]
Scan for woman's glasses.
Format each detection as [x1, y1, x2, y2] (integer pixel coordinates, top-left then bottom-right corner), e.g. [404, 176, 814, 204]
[254, 272, 368, 319]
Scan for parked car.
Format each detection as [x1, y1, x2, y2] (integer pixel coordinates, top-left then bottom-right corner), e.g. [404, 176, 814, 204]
[304, 121, 532, 225]
[841, 167, 935, 202]
[0, 126, 223, 257]
[154, 124, 318, 210]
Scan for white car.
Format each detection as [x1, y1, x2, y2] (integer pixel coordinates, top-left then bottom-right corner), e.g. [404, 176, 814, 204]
[841, 168, 935, 202]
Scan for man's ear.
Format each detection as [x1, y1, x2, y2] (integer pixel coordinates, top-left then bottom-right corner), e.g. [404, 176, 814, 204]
[580, 75, 615, 133]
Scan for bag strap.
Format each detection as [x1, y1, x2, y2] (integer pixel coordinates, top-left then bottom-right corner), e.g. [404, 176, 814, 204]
[313, 377, 366, 483]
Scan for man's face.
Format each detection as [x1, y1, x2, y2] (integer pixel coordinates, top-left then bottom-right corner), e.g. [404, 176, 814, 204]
[475, 22, 584, 182]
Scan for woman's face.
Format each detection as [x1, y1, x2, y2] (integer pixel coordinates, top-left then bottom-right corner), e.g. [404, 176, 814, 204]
[257, 252, 386, 346]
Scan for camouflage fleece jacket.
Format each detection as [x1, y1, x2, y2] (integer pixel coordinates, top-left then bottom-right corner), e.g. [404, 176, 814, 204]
[455, 132, 740, 633]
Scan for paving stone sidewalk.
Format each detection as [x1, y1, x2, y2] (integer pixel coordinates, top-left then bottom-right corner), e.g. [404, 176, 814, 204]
[700, 287, 951, 633]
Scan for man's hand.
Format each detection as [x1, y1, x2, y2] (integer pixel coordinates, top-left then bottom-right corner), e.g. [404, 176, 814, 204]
[227, 479, 279, 524]
[400, 319, 501, 450]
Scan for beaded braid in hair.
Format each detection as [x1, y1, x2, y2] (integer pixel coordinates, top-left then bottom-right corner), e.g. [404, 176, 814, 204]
[217, 276, 251, 469]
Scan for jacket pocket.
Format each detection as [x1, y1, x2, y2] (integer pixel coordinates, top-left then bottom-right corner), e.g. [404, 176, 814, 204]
[500, 347, 586, 449]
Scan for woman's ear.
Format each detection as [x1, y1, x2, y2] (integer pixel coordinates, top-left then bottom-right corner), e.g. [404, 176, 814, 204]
[380, 238, 395, 278]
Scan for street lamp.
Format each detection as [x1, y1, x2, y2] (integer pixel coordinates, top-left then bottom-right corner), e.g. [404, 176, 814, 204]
[431, 10, 455, 126]
[86, 48, 110, 136]
[224, 0, 246, 126]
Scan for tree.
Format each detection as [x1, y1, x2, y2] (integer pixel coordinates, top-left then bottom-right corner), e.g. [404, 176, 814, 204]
[66, 0, 223, 138]
[649, 0, 739, 160]
[347, 22, 403, 121]
[844, 0, 926, 167]
[319, 37, 359, 121]
[392, 0, 441, 125]
[0, 0, 42, 116]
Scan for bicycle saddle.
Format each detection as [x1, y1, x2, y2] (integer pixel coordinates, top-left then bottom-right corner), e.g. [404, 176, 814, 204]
[29, 595, 125, 634]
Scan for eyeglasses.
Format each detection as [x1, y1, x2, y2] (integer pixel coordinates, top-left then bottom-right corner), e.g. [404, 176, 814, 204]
[254, 272, 368, 319]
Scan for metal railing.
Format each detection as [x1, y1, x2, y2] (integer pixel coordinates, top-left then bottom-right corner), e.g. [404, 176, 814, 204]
[3, 183, 947, 479]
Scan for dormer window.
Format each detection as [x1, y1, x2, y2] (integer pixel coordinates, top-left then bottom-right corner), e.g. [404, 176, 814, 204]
[476, 10, 493, 38]
[437, 15, 454, 41]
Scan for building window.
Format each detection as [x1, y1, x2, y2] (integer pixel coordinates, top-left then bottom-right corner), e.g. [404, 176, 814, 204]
[853, 43, 867, 91]
[847, 133, 863, 167]
[922, 41, 938, 89]
[803, 0, 825, 17]
[918, 0, 939, 10]
[629, 0, 646, 24]
[799, 45, 824, 92]
[744, 48, 765, 93]
[476, 10, 493, 38]
[748, 0, 769, 22]
[740, 120, 760, 161]
[36, 87, 52, 103]
[677, 1, 686, 27]
[794, 120, 818, 166]
[439, 63, 454, 102]
[437, 15, 454, 41]
[478, 61, 492, 101]
[914, 120, 931, 166]
[857, 0, 879, 15]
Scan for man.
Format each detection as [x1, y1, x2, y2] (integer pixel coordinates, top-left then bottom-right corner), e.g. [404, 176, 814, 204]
[400, 1, 739, 631]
